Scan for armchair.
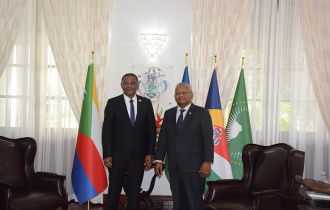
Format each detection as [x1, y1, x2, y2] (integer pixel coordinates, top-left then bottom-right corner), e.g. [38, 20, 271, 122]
[204, 143, 305, 210]
[0, 136, 68, 210]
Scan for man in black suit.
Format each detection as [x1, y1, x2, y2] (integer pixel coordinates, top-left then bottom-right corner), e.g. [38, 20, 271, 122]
[102, 73, 156, 210]
[154, 82, 214, 210]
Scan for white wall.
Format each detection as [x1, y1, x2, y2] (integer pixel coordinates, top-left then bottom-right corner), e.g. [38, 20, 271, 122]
[108, 0, 191, 195]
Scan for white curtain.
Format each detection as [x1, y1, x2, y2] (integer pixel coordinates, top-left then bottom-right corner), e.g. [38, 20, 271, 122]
[0, 0, 113, 204]
[40, 0, 113, 122]
[230, 0, 330, 180]
[191, 0, 255, 108]
[299, 0, 330, 131]
[0, 0, 80, 202]
[0, 0, 35, 138]
[0, 0, 27, 77]
[0, 0, 112, 204]
[40, 0, 113, 203]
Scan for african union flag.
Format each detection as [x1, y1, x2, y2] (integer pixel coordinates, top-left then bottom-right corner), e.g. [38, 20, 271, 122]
[225, 68, 252, 179]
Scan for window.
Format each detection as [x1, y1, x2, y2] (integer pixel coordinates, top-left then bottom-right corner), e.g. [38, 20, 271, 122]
[223, 0, 329, 179]
[0, 0, 77, 136]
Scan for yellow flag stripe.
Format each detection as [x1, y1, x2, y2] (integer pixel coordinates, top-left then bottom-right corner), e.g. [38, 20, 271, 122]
[92, 66, 100, 115]
[208, 109, 224, 127]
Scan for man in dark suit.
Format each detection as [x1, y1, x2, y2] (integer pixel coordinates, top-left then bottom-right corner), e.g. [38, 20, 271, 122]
[154, 82, 214, 210]
[102, 73, 156, 210]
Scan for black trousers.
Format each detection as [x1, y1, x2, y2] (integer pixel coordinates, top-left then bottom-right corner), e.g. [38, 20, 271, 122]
[105, 156, 145, 210]
[170, 170, 206, 210]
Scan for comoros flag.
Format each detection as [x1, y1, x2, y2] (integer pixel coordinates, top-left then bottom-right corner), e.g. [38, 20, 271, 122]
[204, 69, 233, 195]
[72, 62, 107, 204]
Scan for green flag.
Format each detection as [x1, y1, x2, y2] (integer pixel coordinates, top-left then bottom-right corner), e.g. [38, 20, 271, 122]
[225, 68, 253, 179]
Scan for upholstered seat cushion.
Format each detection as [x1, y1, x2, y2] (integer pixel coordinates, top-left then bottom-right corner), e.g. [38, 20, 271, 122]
[12, 189, 67, 210]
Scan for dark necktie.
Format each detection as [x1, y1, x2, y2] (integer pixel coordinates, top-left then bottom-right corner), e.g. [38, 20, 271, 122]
[177, 109, 185, 130]
[130, 99, 135, 126]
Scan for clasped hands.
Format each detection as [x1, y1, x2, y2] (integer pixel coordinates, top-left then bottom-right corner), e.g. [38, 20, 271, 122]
[103, 155, 153, 170]
[104, 157, 211, 177]
[154, 162, 211, 178]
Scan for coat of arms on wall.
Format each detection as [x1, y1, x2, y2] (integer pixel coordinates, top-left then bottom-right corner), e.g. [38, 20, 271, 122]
[137, 66, 170, 102]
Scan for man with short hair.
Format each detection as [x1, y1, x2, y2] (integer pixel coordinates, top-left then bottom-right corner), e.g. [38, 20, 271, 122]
[154, 82, 214, 210]
[102, 73, 156, 210]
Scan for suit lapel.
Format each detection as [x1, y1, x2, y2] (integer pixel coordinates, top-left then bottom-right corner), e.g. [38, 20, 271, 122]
[135, 95, 143, 126]
[177, 104, 195, 133]
[172, 107, 177, 126]
[119, 94, 134, 127]
[167, 107, 177, 133]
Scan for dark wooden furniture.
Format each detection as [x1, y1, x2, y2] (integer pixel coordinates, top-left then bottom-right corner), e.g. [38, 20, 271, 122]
[0, 136, 68, 210]
[204, 143, 305, 210]
[103, 163, 166, 209]
[122, 168, 158, 209]
[278, 188, 330, 209]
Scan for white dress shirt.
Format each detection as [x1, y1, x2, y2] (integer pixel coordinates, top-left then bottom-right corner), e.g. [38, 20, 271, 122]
[155, 103, 192, 163]
[123, 94, 137, 120]
[176, 103, 192, 122]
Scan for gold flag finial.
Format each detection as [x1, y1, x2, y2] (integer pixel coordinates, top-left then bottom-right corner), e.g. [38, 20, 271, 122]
[185, 53, 188, 66]
[242, 57, 245, 69]
[92, 51, 94, 61]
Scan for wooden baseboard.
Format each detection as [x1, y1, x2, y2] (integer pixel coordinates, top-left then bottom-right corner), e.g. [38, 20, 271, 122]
[103, 194, 173, 209]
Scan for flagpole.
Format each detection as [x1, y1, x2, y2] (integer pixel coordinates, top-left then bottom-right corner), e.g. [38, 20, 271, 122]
[185, 53, 188, 66]
[214, 55, 218, 74]
[87, 51, 94, 210]
[242, 57, 244, 69]
[92, 0, 95, 55]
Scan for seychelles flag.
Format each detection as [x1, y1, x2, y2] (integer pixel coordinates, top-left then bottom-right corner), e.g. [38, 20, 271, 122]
[204, 69, 233, 194]
[72, 62, 107, 204]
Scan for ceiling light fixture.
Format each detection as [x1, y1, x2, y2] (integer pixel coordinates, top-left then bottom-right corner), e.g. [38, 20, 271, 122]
[140, 34, 167, 58]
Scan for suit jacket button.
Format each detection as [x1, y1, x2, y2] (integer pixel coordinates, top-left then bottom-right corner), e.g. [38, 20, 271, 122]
[177, 137, 179, 140]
